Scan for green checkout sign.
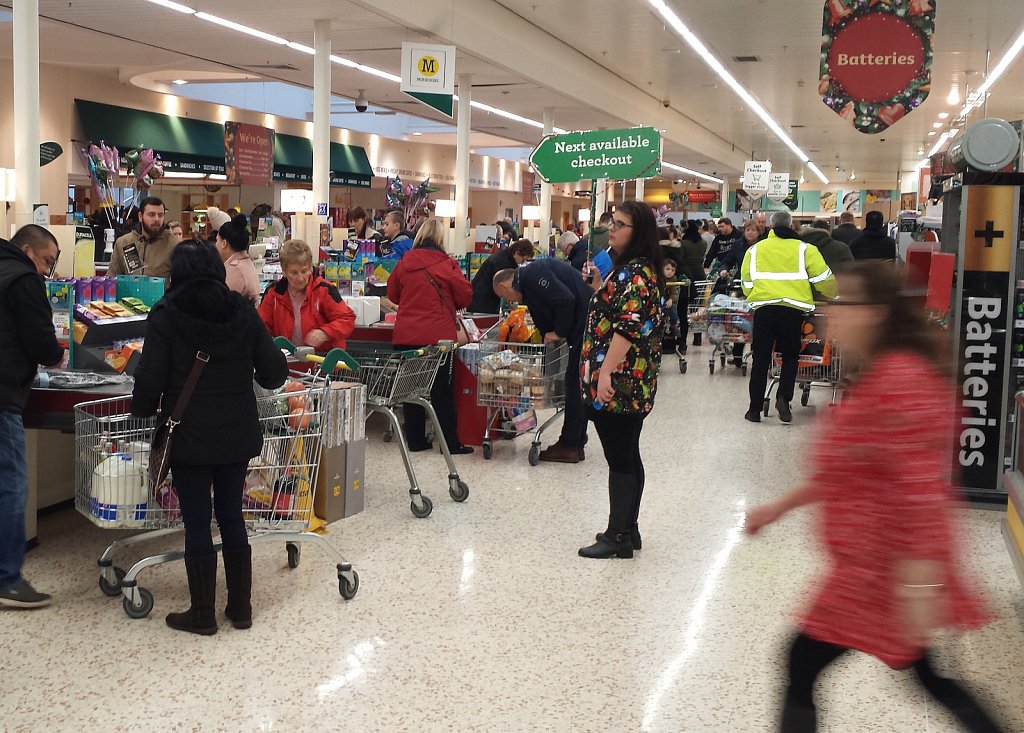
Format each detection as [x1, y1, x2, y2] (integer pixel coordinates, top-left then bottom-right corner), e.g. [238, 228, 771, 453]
[530, 127, 662, 184]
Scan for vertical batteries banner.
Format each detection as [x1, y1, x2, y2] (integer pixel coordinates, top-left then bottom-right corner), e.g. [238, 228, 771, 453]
[819, 0, 936, 133]
[957, 185, 1017, 492]
[225, 121, 275, 186]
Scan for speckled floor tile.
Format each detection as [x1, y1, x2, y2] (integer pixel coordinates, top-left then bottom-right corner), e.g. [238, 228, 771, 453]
[3, 342, 1022, 732]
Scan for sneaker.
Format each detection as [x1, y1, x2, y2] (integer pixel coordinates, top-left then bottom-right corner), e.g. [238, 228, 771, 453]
[776, 399, 793, 423]
[744, 409, 761, 423]
[0, 579, 52, 609]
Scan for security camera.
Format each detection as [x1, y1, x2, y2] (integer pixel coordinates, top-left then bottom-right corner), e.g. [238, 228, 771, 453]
[355, 89, 368, 113]
[662, 99, 671, 108]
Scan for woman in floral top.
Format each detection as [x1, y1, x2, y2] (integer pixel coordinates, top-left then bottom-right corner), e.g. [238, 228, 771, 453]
[579, 200, 666, 560]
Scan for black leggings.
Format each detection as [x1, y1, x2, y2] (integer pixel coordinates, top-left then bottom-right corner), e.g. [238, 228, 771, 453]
[590, 409, 646, 530]
[172, 461, 250, 558]
[784, 633, 1004, 732]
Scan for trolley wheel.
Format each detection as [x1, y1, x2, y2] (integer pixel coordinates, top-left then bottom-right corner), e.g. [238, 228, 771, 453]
[382, 429, 394, 443]
[679, 359, 687, 374]
[528, 444, 541, 466]
[410, 495, 433, 518]
[338, 570, 360, 600]
[449, 479, 470, 503]
[122, 587, 154, 619]
[99, 566, 126, 597]
[482, 442, 492, 460]
[720, 354, 726, 367]
[286, 543, 301, 569]
[741, 365, 748, 377]
[763, 398, 771, 417]
[801, 389, 810, 407]
[709, 360, 715, 374]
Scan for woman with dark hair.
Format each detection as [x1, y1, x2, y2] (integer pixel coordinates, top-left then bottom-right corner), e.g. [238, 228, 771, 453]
[578, 200, 665, 559]
[747, 262, 1004, 732]
[132, 239, 288, 635]
[215, 214, 259, 304]
[347, 206, 378, 240]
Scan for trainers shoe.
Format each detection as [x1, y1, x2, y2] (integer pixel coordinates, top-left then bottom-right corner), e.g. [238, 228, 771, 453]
[744, 409, 761, 423]
[538, 442, 581, 463]
[0, 579, 52, 609]
[776, 399, 793, 423]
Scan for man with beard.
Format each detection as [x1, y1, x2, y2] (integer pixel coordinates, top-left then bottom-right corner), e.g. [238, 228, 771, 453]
[107, 197, 180, 279]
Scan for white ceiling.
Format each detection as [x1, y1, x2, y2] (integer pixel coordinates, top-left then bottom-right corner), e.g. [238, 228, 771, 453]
[3, 0, 1024, 185]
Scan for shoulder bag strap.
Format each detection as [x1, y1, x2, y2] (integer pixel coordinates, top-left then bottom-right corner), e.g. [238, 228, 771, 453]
[423, 270, 459, 326]
[166, 351, 210, 428]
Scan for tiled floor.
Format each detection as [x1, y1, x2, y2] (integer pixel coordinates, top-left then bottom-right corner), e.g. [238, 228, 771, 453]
[4, 343, 1023, 732]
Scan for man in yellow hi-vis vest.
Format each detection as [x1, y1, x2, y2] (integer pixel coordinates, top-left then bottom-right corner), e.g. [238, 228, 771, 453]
[741, 210, 837, 423]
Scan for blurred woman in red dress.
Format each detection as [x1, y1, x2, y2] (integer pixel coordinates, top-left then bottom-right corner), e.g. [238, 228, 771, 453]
[746, 262, 1004, 732]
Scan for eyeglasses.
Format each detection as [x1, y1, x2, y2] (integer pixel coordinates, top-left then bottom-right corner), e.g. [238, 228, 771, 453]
[610, 219, 633, 231]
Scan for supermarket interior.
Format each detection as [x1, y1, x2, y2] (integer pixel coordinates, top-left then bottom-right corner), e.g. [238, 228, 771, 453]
[3, 0, 1024, 731]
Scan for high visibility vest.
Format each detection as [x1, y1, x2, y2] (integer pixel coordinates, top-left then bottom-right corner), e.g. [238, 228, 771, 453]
[740, 232, 837, 311]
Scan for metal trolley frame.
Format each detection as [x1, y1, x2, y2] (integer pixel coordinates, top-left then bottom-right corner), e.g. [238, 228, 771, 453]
[75, 385, 359, 620]
[762, 312, 845, 415]
[469, 325, 570, 465]
[297, 340, 470, 518]
[705, 291, 753, 376]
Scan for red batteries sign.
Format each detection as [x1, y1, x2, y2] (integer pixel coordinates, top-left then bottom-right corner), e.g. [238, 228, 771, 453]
[819, 0, 936, 134]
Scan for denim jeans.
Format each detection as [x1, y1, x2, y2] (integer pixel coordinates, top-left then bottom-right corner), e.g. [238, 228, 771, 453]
[0, 410, 28, 590]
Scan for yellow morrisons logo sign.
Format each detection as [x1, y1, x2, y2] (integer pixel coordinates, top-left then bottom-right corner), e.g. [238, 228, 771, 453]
[417, 55, 439, 77]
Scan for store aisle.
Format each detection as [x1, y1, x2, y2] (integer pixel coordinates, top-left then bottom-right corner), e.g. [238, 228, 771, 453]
[3, 346, 1023, 733]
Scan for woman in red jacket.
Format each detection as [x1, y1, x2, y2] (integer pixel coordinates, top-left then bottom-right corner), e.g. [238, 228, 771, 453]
[388, 219, 474, 454]
[746, 262, 1004, 732]
[258, 239, 355, 351]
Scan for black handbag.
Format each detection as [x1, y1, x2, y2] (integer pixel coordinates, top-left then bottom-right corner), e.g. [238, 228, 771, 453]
[148, 351, 209, 487]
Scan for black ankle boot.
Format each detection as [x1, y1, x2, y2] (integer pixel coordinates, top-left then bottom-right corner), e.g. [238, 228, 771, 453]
[780, 690, 818, 732]
[595, 525, 642, 550]
[579, 530, 634, 559]
[222, 545, 252, 630]
[166, 553, 218, 636]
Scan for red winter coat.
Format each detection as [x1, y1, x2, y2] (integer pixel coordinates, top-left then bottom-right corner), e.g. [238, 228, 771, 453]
[258, 275, 356, 351]
[388, 243, 472, 346]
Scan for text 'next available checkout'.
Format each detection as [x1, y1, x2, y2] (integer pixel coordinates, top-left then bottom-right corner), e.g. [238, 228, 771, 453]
[553, 134, 654, 169]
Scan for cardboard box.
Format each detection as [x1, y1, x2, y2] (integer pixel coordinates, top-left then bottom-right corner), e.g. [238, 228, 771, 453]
[314, 438, 366, 522]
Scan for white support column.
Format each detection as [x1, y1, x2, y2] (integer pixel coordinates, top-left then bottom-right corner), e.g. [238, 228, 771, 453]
[13, 0, 41, 228]
[595, 178, 608, 219]
[539, 107, 554, 251]
[312, 18, 331, 263]
[634, 177, 645, 203]
[720, 179, 730, 219]
[454, 74, 473, 256]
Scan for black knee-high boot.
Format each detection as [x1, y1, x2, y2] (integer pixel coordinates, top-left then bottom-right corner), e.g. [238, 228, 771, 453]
[780, 687, 818, 732]
[580, 471, 636, 559]
[166, 553, 218, 636]
[222, 545, 252, 630]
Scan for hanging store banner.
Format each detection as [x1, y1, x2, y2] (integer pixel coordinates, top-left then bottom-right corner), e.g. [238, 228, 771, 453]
[743, 161, 771, 196]
[224, 121, 275, 186]
[819, 0, 936, 134]
[401, 42, 456, 118]
[684, 189, 718, 205]
[767, 173, 790, 202]
[521, 169, 536, 206]
[529, 127, 662, 184]
[784, 180, 800, 211]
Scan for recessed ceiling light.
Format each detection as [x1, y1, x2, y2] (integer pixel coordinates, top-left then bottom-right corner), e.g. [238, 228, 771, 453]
[928, 131, 937, 136]
[917, 148, 925, 155]
[932, 122, 943, 128]
[171, 79, 188, 85]
[938, 112, 950, 119]
[412, 132, 423, 136]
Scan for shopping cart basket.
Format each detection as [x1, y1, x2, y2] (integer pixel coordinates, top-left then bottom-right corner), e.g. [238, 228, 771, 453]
[705, 291, 753, 376]
[763, 311, 845, 416]
[75, 385, 359, 619]
[470, 324, 570, 465]
[279, 339, 470, 519]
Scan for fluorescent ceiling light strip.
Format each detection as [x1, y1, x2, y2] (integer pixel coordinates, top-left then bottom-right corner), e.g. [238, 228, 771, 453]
[956, 24, 1024, 118]
[357, 65, 401, 83]
[927, 131, 952, 157]
[330, 55, 360, 69]
[662, 161, 722, 184]
[648, 0, 817, 168]
[143, 0, 196, 13]
[195, 12, 288, 45]
[470, 100, 544, 130]
[287, 42, 315, 55]
[805, 162, 830, 185]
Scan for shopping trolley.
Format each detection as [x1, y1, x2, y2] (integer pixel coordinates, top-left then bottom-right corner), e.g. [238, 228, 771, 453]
[74, 383, 359, 620]
[469, 324, 570, 465]
[686, 279, 715, 355]
[763, 311, 845, 416]
[705, 290, 753, 376]
[280, 339, 470, 519]
[665, 279, 689, 374]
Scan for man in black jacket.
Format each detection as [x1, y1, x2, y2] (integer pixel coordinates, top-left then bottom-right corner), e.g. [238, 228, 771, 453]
[704, 217, 744, 268]
[468, 239, 534, 313]
[849, 211, 898, 261]
[493, 259, 592, 463]
[0, 225, 65, 609]
[832, 211, 860, 245]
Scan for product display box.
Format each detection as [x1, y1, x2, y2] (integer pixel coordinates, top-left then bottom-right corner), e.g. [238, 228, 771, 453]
[314, 439, 366, 522]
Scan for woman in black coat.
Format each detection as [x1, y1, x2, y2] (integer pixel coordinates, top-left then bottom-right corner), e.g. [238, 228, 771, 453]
[132, 240, 287, 635]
